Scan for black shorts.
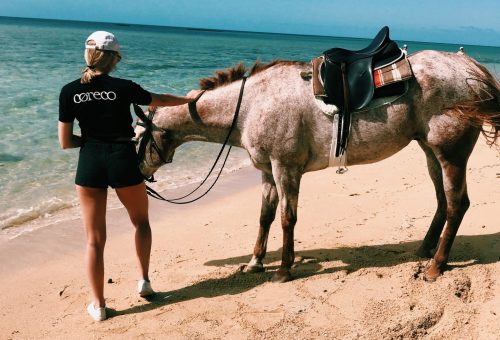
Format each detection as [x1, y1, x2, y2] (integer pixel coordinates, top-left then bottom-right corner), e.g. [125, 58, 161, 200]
[75, 141, 144, 188]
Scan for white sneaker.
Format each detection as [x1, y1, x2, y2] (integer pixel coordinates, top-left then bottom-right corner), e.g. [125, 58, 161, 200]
[87, 302, 106, 321]
[137, 279, 155, 297]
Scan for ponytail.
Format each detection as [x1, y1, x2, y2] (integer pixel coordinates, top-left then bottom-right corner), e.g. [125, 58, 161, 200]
[80, 40, 121, 84]
[81, 65, 98, 84]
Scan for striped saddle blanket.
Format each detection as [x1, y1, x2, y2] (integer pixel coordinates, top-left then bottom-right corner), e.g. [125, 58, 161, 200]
[373, 57, 413, 89]
[311, 56, 414, 103]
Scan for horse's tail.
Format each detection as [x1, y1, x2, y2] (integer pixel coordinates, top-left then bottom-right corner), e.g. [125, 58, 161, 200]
[452, 60, 500, 145]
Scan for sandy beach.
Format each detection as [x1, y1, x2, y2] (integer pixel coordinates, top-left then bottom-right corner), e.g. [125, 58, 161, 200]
[1, 137, 499, 339]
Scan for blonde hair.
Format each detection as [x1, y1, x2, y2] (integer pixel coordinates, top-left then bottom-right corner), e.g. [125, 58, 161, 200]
[81, 40, 121, 84]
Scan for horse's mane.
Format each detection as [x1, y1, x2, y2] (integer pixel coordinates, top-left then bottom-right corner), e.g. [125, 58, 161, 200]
[199, 60, 305, 90]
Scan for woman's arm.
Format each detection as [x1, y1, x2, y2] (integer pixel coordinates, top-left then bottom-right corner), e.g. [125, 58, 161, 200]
[149, 90, 205, 107]
[58, 121, 83, 149]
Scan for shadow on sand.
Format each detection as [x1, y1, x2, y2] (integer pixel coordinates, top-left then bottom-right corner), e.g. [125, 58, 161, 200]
[112, 232, 499, 318]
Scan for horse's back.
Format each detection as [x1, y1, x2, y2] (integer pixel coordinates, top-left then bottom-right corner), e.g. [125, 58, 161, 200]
[409, 50, 485, 94]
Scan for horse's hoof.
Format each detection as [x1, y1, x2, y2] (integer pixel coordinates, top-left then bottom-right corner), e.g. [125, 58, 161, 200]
[423, 263, 441, 282]
[272, 268, 293, 283]
[243, 264, 265, 273]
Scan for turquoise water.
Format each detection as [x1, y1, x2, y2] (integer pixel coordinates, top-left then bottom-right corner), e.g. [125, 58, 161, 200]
[0, 16, 499, 237]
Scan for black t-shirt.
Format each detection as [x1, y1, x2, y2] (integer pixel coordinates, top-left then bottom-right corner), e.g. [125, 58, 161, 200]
[59, 74, 152, 139]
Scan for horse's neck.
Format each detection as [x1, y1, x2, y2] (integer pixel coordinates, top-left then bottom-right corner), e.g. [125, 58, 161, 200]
[168, 88, 244, 146]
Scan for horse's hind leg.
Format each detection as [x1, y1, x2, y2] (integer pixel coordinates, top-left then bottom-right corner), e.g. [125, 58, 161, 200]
[416, 141, 447, 258]
[423, 132, 477, 281]
[425, 161, 470, 280]
[245, 171, 279, 273]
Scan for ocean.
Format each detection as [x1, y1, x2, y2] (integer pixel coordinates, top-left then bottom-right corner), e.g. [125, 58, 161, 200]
[0, 16, 499, 240]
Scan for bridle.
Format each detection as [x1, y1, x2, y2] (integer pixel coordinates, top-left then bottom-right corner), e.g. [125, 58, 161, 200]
[134, 75, 248, 204]
[134, 104, 168, 182]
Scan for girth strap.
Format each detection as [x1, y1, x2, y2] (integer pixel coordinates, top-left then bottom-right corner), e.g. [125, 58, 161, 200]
[336, 62, 351, 158]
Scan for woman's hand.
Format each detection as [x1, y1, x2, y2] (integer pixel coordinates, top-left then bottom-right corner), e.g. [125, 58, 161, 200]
[186, 89, 205, 102]
[149, 89, 205, 107]
[58, 121, 83, 149]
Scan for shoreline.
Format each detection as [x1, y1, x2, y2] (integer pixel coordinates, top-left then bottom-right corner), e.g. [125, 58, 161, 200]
[0, 155, 252, 242]
[0, 165, 260, 278]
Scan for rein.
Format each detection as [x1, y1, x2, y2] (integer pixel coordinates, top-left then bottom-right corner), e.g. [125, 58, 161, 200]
[135, 75, 248, 204]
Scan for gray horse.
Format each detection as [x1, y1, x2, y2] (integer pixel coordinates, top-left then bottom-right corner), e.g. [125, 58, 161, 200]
[136, 50, 500, 283]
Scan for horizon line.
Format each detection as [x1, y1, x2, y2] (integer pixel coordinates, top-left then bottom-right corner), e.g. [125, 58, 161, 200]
[1, 15, 498, 48]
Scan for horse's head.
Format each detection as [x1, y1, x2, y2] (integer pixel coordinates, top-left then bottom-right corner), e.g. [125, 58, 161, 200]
[134, 107, 179, 179]
[134, 89, 207, 179]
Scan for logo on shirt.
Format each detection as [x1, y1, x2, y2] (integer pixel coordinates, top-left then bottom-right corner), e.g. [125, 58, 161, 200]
[73, 91, 117, 104]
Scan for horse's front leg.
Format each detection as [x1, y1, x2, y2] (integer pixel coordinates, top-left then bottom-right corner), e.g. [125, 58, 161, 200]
[271, 163, 302, 283]
[245, 171, 278, 273]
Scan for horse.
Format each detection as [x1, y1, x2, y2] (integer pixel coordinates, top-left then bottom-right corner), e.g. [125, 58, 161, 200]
[135, 49, 500, 283]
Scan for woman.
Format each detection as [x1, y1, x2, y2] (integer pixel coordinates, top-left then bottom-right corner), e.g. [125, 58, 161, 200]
[58, 31, 203, 321]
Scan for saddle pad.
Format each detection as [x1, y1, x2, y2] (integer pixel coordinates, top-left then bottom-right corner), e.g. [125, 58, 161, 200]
[373, 58, 413, 88]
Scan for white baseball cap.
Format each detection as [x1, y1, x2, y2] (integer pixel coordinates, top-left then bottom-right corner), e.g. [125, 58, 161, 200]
[85, 31, 120, 53]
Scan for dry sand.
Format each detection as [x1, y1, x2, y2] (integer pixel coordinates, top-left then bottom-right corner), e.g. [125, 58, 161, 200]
[1, 138, 499, 339]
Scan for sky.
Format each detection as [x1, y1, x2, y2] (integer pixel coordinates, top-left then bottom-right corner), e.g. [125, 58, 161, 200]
[1, 0, 500, 46]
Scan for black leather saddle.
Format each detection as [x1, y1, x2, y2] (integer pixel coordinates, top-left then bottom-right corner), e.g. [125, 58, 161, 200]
[317, 26, 404, 159]
[321, 26, 403, 111]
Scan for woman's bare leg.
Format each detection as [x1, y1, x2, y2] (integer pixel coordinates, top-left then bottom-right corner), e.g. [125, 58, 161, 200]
[76, 185, 108, 308]
[115, 182, 151, 281]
